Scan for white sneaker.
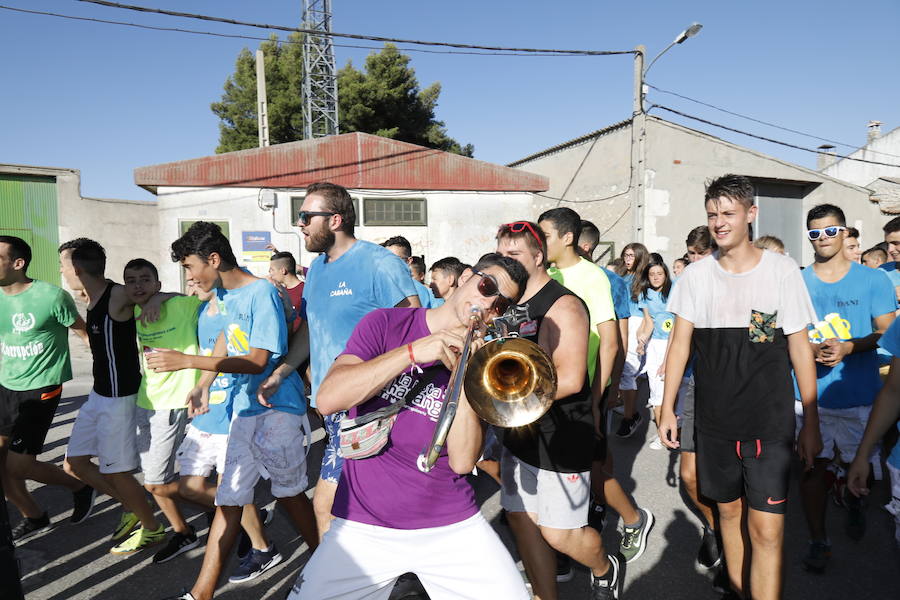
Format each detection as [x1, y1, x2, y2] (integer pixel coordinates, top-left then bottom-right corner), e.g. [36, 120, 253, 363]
[649, 436, 664, 450]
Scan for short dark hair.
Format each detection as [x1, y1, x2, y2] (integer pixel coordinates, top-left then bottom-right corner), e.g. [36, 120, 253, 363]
[0, 235, 32, 269]
[471, 253, 529, 302]
[270, 251, 297, 273]
[538, 207, 582, 245]
[846, 227, 859, 239]
[381, 236, 412, 258]
[59, 237, 106, 277]
[806, 203, 846, 228]
[685, 226, 716, 252]
[170, 221, 238, 266]
[306, 182, 355, 233]
[578, 220, 600, 252]
[430, 256, 465, 278]
[705, 174, 755, 209]
[496, 221, 546, 262]
[863, 247, 888, 261]
[883, 216, 900, 236]
[124, 258, 159, 281]
[409, 255, 426, 276]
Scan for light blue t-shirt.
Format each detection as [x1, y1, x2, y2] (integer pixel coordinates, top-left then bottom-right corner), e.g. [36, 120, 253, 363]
[604, 268, 630, 321]
[191, 300, 232, 435]
[303, 240, 417, 406]
[413, 280, 438, 309]
[639, 288, 674, 340]
[799, 262, 897, 409]
[880, 261, 900, 286]
[218, 279, 305, 417]
[877, 319, 900, 469]
[623, 273, 642, 318]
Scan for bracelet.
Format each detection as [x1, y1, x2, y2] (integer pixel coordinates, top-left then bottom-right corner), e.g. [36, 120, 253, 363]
[406, 343, 423, 375]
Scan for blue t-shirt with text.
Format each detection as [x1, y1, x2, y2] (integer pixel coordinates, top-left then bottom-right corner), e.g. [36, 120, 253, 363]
[190, 300, 233, 435]
[639, 288, 674, 340]
[303, 240, 417, 406]
[799, 262, 897, 409]
[218, 279, 305, 417]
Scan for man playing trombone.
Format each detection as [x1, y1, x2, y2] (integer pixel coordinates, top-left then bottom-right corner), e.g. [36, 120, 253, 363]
[497, 222, 624, 600]
[287, 254, 531, 600]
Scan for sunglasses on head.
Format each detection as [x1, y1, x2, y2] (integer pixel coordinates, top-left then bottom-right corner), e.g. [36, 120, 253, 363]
[806, 226, 845, 241]
[472, 269, 514, 316]
[297, 211, 337, 226]
[500, 221, 543, 249]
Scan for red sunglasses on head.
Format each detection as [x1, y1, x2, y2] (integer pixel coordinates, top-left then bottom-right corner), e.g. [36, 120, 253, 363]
[500, 221, 543, 249]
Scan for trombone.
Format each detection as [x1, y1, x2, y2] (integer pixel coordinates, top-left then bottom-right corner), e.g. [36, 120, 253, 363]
[417, 308, 557, 473]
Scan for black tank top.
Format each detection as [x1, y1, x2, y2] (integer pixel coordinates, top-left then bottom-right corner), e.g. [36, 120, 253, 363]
[500, 278, 594, 473]
[86, 283, 141, 398]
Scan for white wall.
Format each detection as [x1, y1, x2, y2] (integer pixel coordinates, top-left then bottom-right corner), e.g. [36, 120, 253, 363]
[155, 186, 535, 285]
[821, 127, 900, 186]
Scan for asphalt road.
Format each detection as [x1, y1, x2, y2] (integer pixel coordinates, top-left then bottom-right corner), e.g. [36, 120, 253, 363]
[10, 348, 900, 599]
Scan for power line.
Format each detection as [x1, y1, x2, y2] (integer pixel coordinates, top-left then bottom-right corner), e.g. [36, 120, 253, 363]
[650, 104, 900, 169]
[646, 83, 900, 160]
[72, 0, 636, 57]
[0, 5, 601, 57]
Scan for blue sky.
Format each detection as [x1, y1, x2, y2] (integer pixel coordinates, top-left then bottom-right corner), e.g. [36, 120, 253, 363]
[2, 0, 898, 200]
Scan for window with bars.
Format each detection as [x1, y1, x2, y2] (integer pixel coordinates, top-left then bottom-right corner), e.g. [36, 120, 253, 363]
[363, 198, 427, 226]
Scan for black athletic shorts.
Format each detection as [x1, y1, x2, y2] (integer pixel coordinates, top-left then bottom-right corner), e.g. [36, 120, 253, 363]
[695, 433, 792, 515]
[0, 384, 63, 455]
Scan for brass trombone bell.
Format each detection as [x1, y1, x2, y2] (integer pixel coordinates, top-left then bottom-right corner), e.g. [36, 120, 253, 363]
[463, 336, 557, 428]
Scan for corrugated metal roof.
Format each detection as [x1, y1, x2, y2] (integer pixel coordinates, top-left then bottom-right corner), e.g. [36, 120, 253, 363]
[134, 132, 548, 193]
[507, 118, 633, 167]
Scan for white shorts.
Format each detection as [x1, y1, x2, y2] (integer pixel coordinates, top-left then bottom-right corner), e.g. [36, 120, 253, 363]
[176, 423, 229, 478]
[499, 446, 590, 530]
[66, 390, 139, 475]
[216, 410, 311, 507]
[136, 407, 188, 485]
[619, 316, 646, 391]
[287, 513, 529, 600]
[886, 463, 900, 548]
[644, 338, 667, 407]
[795, 404, 876, 464]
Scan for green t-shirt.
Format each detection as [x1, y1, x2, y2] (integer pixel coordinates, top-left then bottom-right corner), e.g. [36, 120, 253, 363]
[135, 295, 202, 410]
[548, 258, 616, 384]
[0, 280, 78, 391]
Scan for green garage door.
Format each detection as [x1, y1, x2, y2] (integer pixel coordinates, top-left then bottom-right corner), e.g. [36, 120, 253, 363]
[0, 175, 60, 286]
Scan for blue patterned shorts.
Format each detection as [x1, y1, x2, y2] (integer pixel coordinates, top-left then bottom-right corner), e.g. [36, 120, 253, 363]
[320, 411, 346, 483]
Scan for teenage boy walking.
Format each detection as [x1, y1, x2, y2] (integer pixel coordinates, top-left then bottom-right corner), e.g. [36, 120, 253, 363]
[59, 238, 170, 554]
[658, 174, 821, 600]
[795, 205, 895, 572]
[0, 236, 95, 540]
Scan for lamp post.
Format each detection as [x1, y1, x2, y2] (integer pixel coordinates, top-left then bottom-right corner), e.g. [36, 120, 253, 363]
[630, 23, 703, 242]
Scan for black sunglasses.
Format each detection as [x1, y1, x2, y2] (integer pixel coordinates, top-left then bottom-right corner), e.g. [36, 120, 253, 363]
[297, 211, 337, 226]
[472, 269, 514, 316]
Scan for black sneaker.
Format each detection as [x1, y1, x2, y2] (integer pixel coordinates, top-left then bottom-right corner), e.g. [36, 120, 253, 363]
[389, 573, 429, 599]
[160, 592, 195, 600]
[237, 508, 273, 559]
[228, 544, 283, 583]
[12, 513, 51, 541]
[153, 526, 200, 564]
[711, 563, 731, 594]
[802, 540, 831, 573]
[590, 554, 622, 599]
[555, 551, 574, 583]
[71, 484, 97, 524]
[615, 413, 642, 438]
[588, 500, 608, 532]
[697, 526, 722, 569]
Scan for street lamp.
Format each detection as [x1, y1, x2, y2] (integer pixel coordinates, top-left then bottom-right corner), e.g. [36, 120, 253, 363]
[644, 22, 703, 78]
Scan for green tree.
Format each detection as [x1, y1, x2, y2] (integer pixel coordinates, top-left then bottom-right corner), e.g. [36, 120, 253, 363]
[338, 44, 473, 156]
[212, 40, 472, 156]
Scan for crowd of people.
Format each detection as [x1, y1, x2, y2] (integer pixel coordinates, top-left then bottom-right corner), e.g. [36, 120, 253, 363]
[2, 174, 900, 600]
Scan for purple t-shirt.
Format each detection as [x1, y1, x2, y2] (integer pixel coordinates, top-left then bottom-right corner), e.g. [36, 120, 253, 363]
[331, 308, 478, 530]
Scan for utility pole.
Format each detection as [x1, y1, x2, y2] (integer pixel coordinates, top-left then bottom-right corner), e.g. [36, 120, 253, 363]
[631, 45, 646, 243]
[302, 0, 339, 139]
[256, 49, 270, 148]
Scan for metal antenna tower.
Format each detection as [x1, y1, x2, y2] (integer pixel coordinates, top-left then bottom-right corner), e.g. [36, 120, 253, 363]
[302, 0, 339, 139]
